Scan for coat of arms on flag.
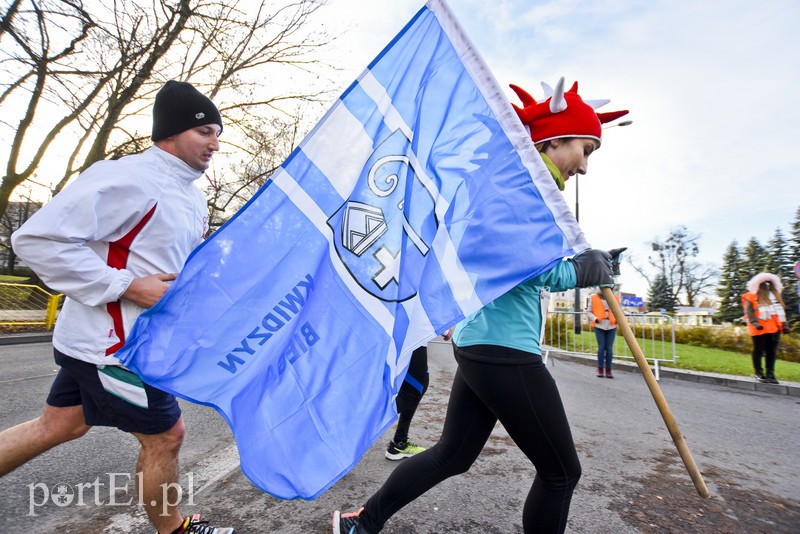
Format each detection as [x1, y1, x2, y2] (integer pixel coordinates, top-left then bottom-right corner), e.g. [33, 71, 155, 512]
[328, 129, 437, 302]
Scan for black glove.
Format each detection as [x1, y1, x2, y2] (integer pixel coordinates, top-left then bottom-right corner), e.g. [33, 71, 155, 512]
[608, 247, 627, 276]
[569, 248, 616, 288]
[753, 322, 764, 331]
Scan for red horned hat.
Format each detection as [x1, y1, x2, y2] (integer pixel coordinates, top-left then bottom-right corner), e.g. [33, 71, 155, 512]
[510, 77, 628, 145]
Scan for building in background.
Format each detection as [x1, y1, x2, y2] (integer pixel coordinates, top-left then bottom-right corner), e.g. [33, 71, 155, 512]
[0, 200, 43, 274]
[672, 306, 716, 326]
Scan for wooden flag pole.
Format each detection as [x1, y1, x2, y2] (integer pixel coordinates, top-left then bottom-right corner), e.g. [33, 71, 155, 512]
[600, 286, 710, 499]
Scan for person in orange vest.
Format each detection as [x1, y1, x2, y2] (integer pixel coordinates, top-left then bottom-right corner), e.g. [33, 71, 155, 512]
[587, 288, 620, 378]
[742, 272, 788, 384]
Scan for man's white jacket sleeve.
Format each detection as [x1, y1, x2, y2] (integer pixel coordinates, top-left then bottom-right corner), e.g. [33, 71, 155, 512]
[10, 161, 153, 307]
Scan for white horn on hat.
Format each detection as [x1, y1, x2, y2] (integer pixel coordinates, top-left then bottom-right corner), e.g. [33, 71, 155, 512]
[549, 76, 567, 113]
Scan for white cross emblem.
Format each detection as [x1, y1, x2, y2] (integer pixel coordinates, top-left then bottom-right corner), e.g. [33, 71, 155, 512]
[372, 246, 401, 289]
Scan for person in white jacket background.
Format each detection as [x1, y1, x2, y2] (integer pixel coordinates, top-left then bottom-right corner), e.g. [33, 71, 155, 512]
[0, 81, 234, 534]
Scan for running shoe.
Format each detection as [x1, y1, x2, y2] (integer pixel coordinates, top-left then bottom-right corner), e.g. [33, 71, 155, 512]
[385, 440, 426, 461]
[332, 507, 365, 534]
[173, 514, 235, 534]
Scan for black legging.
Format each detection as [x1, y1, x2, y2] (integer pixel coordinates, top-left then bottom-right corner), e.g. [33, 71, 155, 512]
[393, 346, 429, 444]
[361, 345, 581, 533]
[751, 332, 780, 376]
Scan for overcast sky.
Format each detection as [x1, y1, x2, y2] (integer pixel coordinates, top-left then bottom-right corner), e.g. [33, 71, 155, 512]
[316, 0, 800, 298]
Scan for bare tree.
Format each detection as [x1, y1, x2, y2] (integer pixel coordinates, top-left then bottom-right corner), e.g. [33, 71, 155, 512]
[205, 113, 304, 232]
[682, 260, 717, 307]
[1, 0, 333, 224]
[0, 0, 24, 37]
[630, 225, 717, 306]
[1, 0, 98, 217]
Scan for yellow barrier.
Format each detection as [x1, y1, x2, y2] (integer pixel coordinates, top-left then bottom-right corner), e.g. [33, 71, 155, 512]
[0, 282, 64, 330]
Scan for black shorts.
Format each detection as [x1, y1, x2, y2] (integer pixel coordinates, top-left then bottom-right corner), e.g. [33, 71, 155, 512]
[46, 349, 181, 435]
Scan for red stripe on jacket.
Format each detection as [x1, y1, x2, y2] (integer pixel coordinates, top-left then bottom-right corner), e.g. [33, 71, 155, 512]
[105, 205, 157, 356]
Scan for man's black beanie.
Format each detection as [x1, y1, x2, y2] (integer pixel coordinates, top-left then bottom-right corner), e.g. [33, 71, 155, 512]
[151, 80, 223, 141]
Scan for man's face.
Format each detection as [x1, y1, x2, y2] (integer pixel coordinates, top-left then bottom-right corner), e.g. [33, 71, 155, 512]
[170, 124, 221, 171]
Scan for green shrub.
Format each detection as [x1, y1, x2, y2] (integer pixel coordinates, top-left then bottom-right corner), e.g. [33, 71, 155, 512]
[545, 314, 800, 365]
[671, 324, 799, 364]
[778, 334, 800, 363]
[542, 314, 573, 347]
[0, 275, 29, 283]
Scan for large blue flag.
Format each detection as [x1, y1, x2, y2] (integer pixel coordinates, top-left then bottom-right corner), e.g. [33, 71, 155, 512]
[117, 0, 588, 500]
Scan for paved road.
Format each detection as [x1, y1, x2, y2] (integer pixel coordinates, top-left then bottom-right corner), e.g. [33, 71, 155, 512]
[1, 341, 799, 533]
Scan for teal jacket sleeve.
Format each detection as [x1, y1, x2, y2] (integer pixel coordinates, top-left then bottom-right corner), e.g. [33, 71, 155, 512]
[526, 258, 577, 293]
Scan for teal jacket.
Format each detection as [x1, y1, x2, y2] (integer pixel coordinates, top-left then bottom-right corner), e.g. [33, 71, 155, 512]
[452, 259, 577, 355]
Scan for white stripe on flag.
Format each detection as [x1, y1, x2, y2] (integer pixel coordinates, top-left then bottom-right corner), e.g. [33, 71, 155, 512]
[358, 71, 414, 142]
[432, 224, 482, 310]
[385, 297, 436, 387]
[300, 102, 374, 200]
[400, 297, 435, 351]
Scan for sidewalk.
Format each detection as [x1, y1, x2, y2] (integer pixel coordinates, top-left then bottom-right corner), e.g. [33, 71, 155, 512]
[544, 347, 800, 397]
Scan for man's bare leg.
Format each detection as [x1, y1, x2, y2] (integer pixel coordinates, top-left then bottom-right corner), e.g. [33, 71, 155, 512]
[133, 417, 186, 533]
[0, 404, 90, 476]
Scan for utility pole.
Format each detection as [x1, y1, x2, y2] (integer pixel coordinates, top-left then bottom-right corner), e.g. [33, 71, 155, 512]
[573, 174, 582, 334]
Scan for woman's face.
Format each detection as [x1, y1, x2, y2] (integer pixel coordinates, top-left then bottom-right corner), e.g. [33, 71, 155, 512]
[545, 137, 600, 181]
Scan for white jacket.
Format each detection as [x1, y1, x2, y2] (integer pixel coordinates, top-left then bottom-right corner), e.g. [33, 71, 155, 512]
[12, 147, 209, 365]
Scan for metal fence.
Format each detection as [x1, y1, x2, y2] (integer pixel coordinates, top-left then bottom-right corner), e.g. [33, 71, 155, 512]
[0, 282, 63, 329]
[542, 310, 677, 379]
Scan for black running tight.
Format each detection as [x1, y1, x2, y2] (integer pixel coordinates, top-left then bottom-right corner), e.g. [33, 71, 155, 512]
[361, 345, 581, 533]
[393, 345, 429, 444]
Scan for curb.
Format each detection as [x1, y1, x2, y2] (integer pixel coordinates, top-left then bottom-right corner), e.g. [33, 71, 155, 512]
[0, 332, 53, 346]
[545, 349, 800, 398]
